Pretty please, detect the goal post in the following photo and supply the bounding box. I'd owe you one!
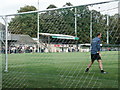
[0,16,8,72]
[4,16,8,72]
[0,0,119,88]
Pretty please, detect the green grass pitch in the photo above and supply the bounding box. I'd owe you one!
[2,51,118,88]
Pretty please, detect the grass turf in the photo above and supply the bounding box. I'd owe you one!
[2,51,118,88]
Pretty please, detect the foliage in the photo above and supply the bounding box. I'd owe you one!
[8,4,119,44]
[8,5,37,37]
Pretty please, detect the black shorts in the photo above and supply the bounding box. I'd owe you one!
[91,53,101,61]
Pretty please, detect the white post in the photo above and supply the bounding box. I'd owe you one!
[107,15,109,44]
[75,8,77,37]
[90,10,93,43]
[37,0,40,53]
[75,7,78,50]
[118,1,120,16]
[5,16,8,72]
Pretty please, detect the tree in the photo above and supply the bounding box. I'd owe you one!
[75,6,91,43]
[18,5,37,13]
[8,5,37,37]
[47,4,57,9]
[108,14,119,44]
[39,4,74,35]
[63,2,73,7]
[39,10,74,35]
[8,4,119,44]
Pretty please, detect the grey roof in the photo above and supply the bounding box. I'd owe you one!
[8,34,37,45]
[0,23,36,45]
[0,22,5,31]
[39,33,79,40]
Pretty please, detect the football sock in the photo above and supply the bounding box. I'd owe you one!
[85,68,89,72]
[101,70,104,72]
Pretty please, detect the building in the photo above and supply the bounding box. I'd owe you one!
[39,33,79,52]
[7,34,37,47]
[0,22,38,53]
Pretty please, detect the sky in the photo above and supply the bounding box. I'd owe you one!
[0,0,119,16]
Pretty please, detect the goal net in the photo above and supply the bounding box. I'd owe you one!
[0,0,119,88]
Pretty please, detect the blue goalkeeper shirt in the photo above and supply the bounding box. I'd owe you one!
[91,37,101,54]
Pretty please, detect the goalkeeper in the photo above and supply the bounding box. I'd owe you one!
[85,32,107,74]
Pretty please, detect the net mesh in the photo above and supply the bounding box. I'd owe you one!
[0,1,119,88]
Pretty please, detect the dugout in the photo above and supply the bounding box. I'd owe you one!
[39,33,79,52]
